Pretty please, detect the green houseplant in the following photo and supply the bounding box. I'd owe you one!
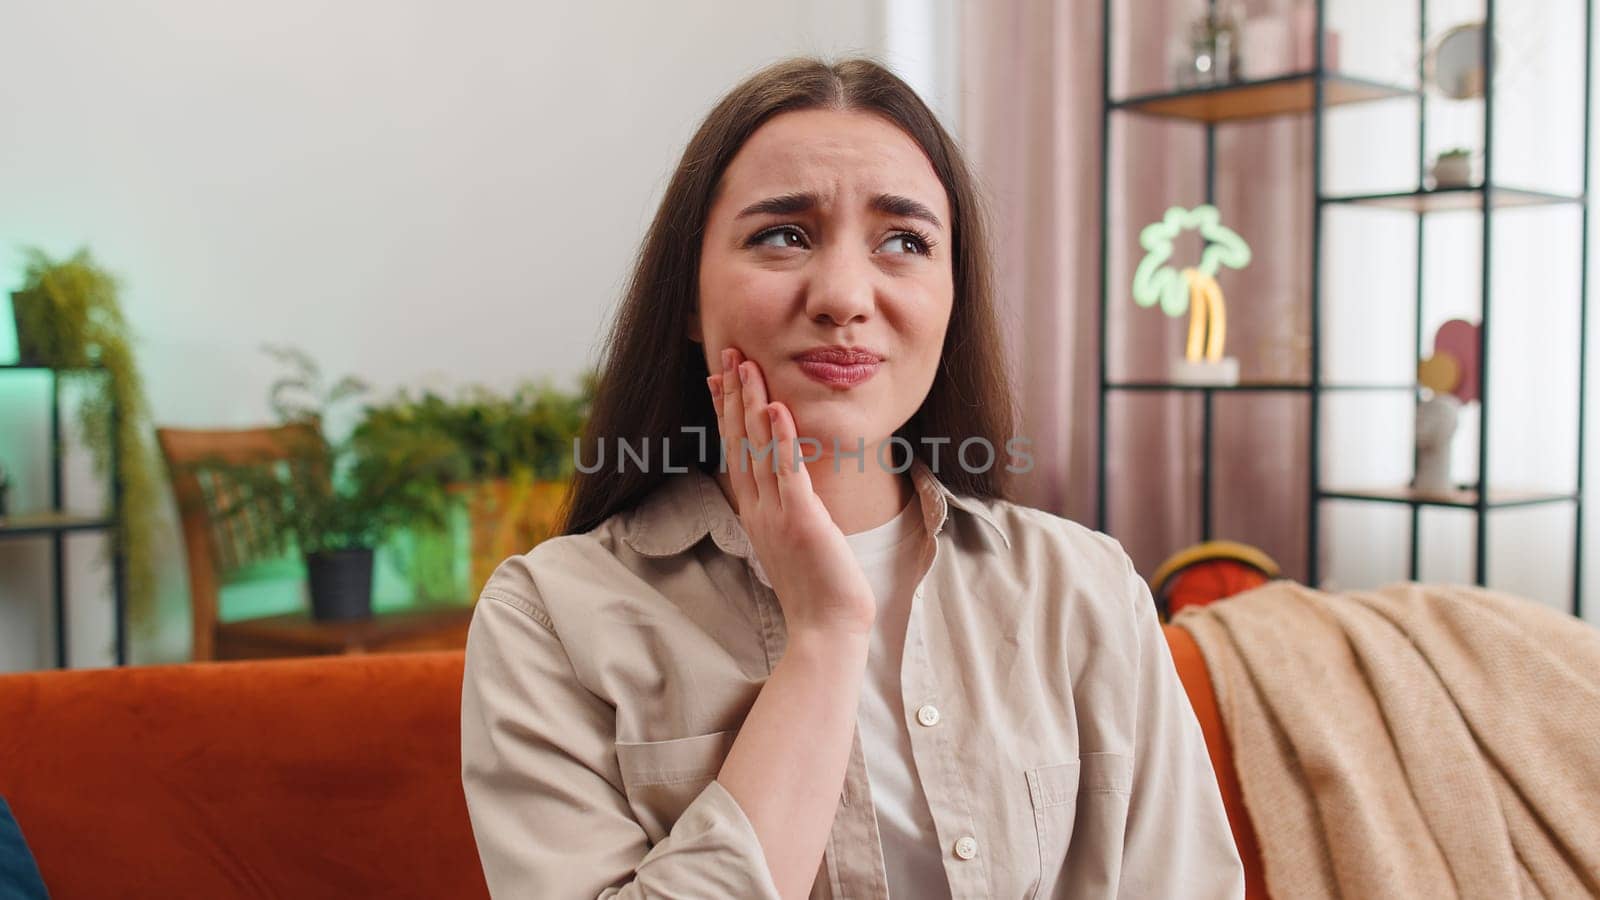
[11,247,161,633]
[352,368,596,593]
[203,345,462,620]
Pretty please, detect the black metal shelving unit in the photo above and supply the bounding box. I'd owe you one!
[0,363,129,667]
[1096,0,1591,616]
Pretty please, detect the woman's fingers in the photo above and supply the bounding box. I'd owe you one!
[719,348,759,512]
[737,359,780,501]
[768,401,812,511]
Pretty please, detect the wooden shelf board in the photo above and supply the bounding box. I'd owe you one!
[1319,486,1577,510]
[1112,72,1414,123]
[1324,186,1584,212]
[0,363,106,372]
[217,602,476,652]
[1106,381,1310,392]
[1107,381,1418,393]
[1322,383,1418,392]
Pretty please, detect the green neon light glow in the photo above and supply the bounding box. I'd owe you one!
[1131,204,1252,318]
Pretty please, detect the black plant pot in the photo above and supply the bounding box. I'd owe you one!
[10,291,46,366]
[305,548,375,621]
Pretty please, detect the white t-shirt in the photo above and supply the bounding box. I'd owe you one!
[843,495,954,900]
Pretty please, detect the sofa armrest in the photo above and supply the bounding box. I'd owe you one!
[1164,624,1268,899]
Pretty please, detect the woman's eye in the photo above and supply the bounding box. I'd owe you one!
[878,232,930,256]
[749,226,932,256]
[752,226,807,249]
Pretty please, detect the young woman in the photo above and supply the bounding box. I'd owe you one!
[460,57,1243,900]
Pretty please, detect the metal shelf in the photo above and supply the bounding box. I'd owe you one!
[1096,0,1590,616]
[1111,72,1415,123]
[0,364,128,667]
[0,511,118,538]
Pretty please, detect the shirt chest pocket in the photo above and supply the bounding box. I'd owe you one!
[1025,752,1133,900]
[614,730,738,845]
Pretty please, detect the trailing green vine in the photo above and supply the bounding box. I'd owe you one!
[12,247,161,637]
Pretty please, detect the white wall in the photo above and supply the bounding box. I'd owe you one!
[885,0,963,132]
[0,0,901,670]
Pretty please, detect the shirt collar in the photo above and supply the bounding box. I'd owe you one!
[621,456,1012,567]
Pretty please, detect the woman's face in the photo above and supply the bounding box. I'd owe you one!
[691,107,955,457]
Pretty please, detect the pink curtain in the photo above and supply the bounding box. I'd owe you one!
[960,0,1108,524]
[962,0,1314,582]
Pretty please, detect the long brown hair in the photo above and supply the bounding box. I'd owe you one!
[559,56,1015,536]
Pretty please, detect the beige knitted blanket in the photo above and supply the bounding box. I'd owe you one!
[1174,581,1600,899]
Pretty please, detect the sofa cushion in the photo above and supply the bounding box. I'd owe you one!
[0,795,48,899]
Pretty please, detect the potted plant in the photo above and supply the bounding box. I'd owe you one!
[203,346,462,620]
[1430,147,1475,189]
[10,247,161,632]
[352,369,595,595]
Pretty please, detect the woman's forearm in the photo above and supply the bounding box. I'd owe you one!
[716,625,870,900]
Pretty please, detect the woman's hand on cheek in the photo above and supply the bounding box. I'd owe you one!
[708,348,877,638]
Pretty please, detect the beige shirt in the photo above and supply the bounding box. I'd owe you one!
[460,457,1244,899]
[844,495,953,899]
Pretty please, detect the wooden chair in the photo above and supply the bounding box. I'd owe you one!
[157,424,473,662]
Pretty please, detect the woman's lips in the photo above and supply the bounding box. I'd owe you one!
[795,359,881,387]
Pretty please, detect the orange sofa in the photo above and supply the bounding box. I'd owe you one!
[0,628,1266,898]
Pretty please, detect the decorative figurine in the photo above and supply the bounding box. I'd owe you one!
[1413,389,1461,494]
[1132,204,1253,386]
[1414,318,1481,494]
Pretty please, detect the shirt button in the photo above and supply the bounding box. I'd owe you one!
[954,836,978,860]
[916,704,941,727]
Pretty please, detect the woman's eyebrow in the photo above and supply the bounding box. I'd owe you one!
[735,191,944,231]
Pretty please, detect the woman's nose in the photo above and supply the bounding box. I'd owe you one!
[803,245,875,325]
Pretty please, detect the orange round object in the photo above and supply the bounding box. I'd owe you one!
[1150,540,1281,621]
[1163,560,1273,619]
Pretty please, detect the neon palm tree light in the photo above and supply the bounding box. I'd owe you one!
[1131,204,1252,386]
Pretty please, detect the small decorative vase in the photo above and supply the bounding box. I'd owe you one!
[1413,394,1462,494]
[1431,154,1473,189]
[452,477,571,598]
[305,547,376,621]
